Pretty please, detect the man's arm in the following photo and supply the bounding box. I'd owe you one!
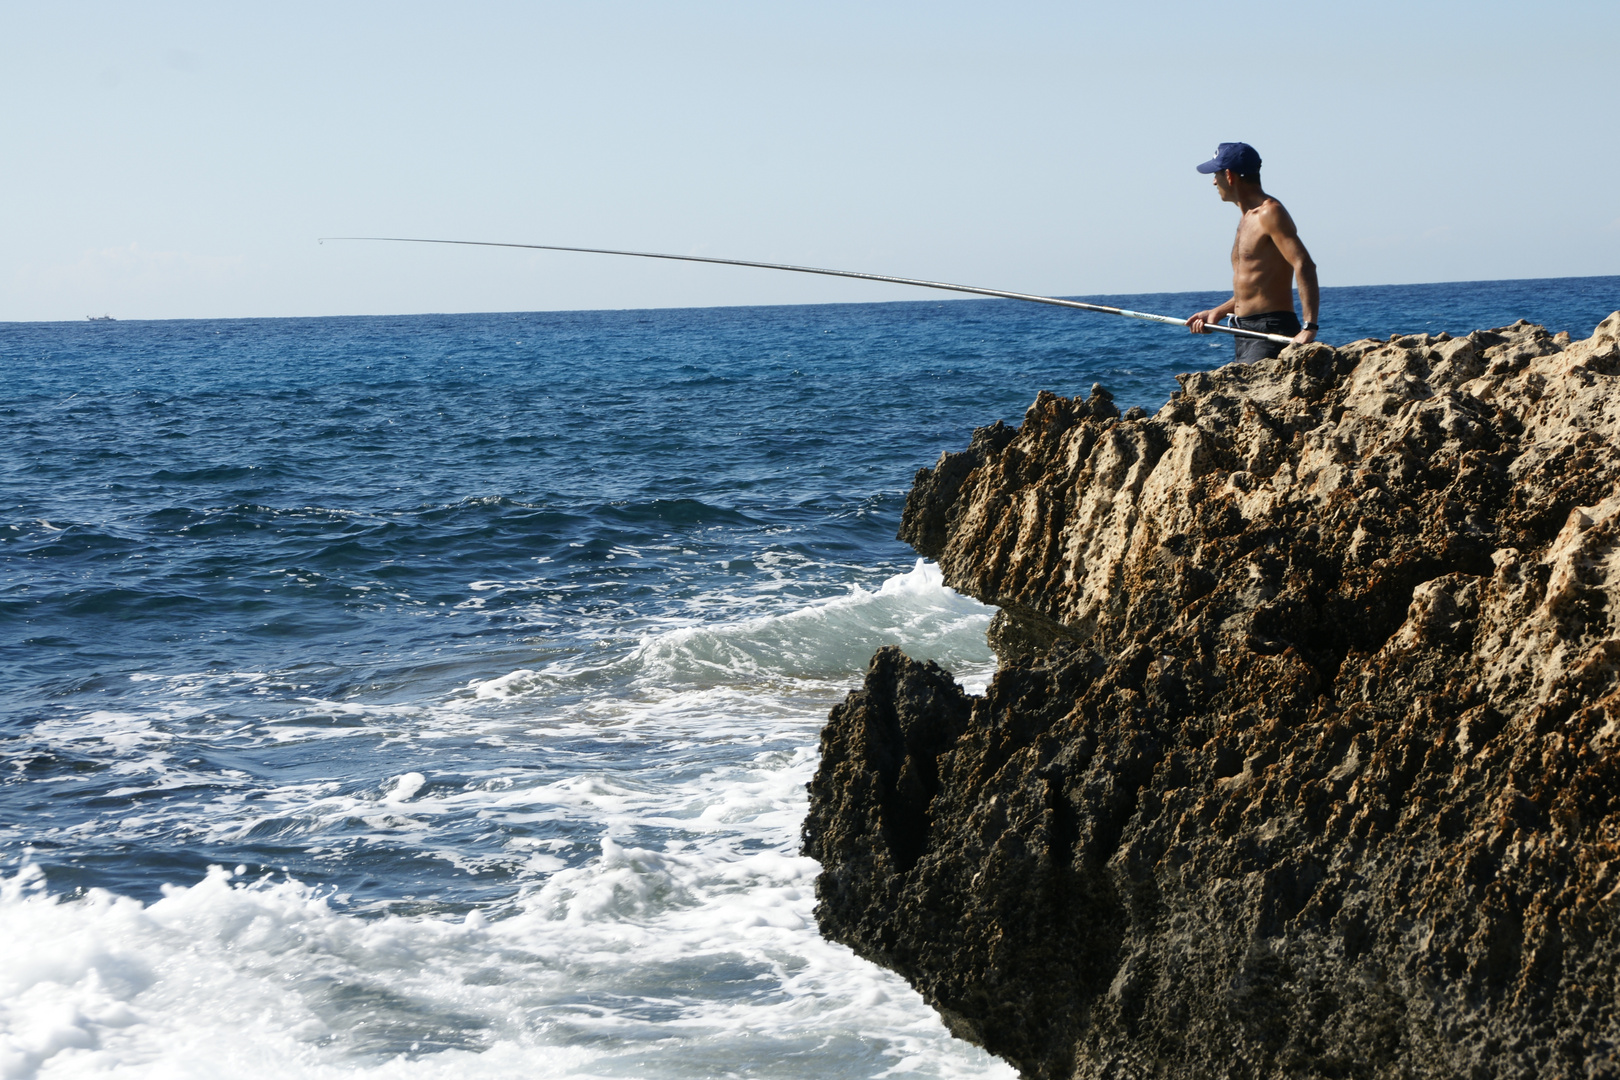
[1187,295,1237,334]
[1261,203,1318,344]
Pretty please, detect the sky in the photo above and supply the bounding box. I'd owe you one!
[2,1,1616,322]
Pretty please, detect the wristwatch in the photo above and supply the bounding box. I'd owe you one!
[1302,322,1319,332]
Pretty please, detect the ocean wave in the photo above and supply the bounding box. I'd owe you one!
[465,559,994,698]
[629,559,992,685]
[591,497,761,528]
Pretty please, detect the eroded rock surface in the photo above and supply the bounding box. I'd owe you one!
[806,315,1620,1079]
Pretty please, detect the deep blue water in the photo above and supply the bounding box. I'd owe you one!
[0,276,1615,1077]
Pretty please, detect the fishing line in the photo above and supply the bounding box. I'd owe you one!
[318,236,1298,345]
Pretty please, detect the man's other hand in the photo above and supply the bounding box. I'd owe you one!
[1187,310,1219,334]
[1292,326,1317,345]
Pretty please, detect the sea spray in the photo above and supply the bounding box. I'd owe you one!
[2,563,1007,1078]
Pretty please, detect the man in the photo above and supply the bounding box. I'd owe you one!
[1186,142,1319,361]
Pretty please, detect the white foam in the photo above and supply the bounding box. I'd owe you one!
[385,773,427,804]
[1,744,1013,1079]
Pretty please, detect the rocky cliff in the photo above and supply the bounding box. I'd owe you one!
[803,314,1620,1079]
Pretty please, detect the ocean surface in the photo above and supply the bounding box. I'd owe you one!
[3,276,1616,1078]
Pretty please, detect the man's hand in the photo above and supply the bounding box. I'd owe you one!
[1291,326,1317,345]
[1187,309,1220,334]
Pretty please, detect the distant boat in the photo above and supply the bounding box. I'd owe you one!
[87,315,115,321]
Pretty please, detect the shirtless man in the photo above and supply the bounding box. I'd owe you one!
[1185,142,1319,360]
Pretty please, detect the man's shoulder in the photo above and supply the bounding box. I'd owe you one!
[1252,197,1298,233]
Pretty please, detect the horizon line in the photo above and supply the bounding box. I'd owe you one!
[3,271,1617,326]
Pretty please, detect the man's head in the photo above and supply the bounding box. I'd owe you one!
[1196,142,1261,201]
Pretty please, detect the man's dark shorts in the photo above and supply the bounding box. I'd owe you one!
[1231,310,1302,361]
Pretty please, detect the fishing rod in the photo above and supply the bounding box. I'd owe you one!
[317,236,1297,345]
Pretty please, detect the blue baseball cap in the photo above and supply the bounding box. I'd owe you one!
[1196,142,1262,175]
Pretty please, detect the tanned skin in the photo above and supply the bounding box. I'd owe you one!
[1187,169,1318,345]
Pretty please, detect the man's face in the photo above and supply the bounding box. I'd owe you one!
[1211,169,1236,203]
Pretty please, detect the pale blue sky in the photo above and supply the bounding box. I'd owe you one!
[3,1,1616,321]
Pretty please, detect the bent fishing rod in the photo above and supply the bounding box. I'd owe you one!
[317,236,1297,346]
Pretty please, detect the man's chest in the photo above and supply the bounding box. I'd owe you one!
[1230,220,1276,264]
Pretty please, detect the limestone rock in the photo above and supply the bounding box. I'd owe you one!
[806,315,1620,1079]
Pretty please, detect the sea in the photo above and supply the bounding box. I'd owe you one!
[2,276,1616,1079]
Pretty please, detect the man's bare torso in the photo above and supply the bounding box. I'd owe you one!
[1231,197,1301,316]
[1185,150,1317,348]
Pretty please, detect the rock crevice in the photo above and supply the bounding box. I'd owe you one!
[806,315,1620,1079]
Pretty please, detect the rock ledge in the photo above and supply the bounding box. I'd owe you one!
[805,316,1620,1079]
